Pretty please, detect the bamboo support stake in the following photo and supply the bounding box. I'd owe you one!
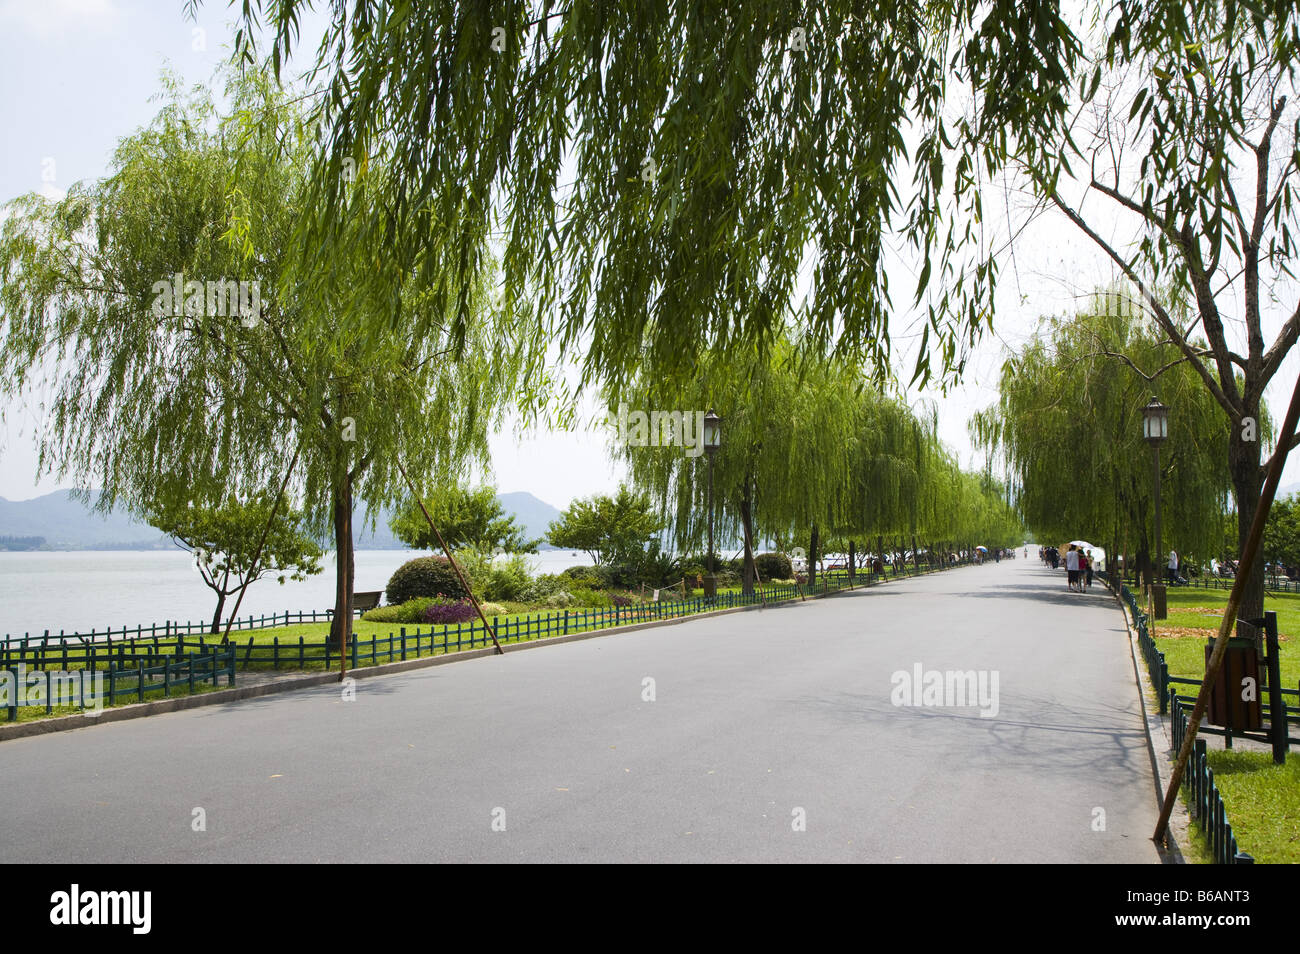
[221,441,303,645]
[396,460,504,655]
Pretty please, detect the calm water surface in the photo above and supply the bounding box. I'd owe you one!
[0,549,590,639]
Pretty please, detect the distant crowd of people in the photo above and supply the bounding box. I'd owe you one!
[1039,544,1094,592]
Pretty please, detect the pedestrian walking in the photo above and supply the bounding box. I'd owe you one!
[1066,544,1080,592]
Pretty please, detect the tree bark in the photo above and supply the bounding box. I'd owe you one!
[808,524,819,587]
[740,484,756,595]
[1230,423,1266,635]
[209,591,226,635]
[329,471,354,651]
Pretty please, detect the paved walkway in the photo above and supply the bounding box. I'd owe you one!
[0,559,1160,862]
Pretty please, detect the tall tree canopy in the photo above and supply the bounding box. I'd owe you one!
[972,295,1234,574]
[612,327,1020,589]
[0,69,536,645]
[1011,0,1300,620]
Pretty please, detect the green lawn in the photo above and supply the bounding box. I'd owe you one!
[1181,750,1300,864]
[1150,586,1300,691]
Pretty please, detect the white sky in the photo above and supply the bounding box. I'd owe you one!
[2,0,1298,510]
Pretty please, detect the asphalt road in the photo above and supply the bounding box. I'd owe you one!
[0,558,1160,863]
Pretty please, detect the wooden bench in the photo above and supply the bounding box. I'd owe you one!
[352,591,382,613]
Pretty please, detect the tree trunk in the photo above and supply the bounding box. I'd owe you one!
[1230,425,1266,636]
[209,591,226,635]
[848,539,856,583]
[912,534,920,573]
[740,485,756,595]
[329,472,354,651]
[808,524,819,587]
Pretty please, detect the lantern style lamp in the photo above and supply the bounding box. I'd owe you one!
[1142,397,1169,444]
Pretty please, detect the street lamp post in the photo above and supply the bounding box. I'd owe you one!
[703,409,722,599]
[1143,396,1170,619]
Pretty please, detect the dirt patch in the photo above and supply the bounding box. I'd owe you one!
[1153,626,1218,640]
[1154,622,1291,642]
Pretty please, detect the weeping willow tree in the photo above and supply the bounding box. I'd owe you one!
[0,68,539,646]
[610,334,864,592]
[972,292,1235,581]
[611,328,1018,588]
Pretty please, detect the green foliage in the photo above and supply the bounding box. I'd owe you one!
[754,552,793,580]
[547,486,663,566]
[972,297,1231,561]
[147,492,322,632]
[1264,494,1300,568]
[385,556,468,605]
[0,66,537,643]
[482,556,533,602]
[390,484,540,553]
[361,596,440,624]
[234,1,1101,395]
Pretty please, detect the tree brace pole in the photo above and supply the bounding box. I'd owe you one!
[396,460,504,655]
[221,440,303,645]
[1153,367,1300,845]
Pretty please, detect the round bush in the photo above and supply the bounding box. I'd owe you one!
[386,556,467,605]
[754,552,793,581]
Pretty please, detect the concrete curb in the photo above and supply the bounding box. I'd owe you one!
[2,573,898,743]
[1105,583,1190,864]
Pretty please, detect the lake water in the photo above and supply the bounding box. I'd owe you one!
[0,549,593,639]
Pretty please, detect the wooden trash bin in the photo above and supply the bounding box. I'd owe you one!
[1205,637,1263,731]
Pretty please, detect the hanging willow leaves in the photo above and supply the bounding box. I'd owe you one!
[217,0,1090,396]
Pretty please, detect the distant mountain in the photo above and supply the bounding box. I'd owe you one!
[498,491,563,547]
[0,491,168,549]
[0,489,565,552]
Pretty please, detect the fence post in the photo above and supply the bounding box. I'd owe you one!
[1263,610,1288,765]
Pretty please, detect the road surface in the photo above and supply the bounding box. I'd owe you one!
[0,558,1160,862]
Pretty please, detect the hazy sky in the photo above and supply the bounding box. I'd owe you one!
[3,0,1298,510]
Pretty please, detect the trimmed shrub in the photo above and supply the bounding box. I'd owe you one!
[754,552,793,581]
[362,597,440,624]
[386,556,467,605]
[479,601,508,617]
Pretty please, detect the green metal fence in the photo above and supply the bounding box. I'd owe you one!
[4,644,235,721]
[2,608,349,645]
[1169,689,1254,864]
[1105,573,1252,863]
